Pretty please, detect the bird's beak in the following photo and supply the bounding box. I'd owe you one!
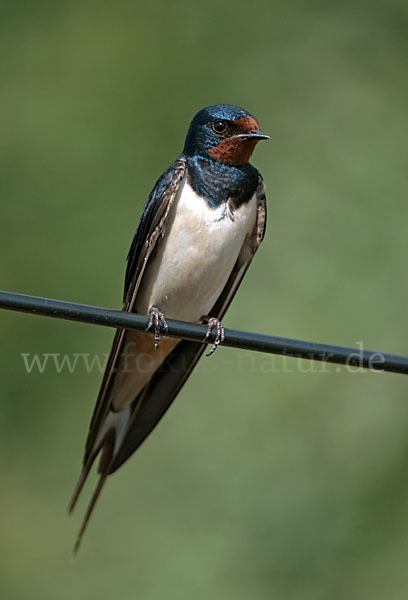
[230,131,270,141]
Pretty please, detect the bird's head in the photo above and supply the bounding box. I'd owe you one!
[183,104,269,165]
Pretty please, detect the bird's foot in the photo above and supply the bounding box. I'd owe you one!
[146,306,168,349]
[201,316,225,357]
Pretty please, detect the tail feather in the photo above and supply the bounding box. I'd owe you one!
[69,405,132,553]
[72,469,110,555]
[70,431,116,554]
[67,450,98,516]
[69,340,206,552]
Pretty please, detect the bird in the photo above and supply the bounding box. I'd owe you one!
[68,103,269,552]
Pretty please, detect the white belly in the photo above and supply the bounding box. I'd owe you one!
[135,177,257,322]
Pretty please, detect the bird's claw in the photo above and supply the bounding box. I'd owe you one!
[146,306,168,349]
[202,316,225,356]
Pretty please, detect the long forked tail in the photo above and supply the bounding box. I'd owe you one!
[68,440,113,554]
[68,405,132,554]
[70,471,110,554]
[68,338,206,553]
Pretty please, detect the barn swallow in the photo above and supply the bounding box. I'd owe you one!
[69,104,269,551]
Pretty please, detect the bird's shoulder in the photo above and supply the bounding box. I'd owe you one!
[124,156,186,301]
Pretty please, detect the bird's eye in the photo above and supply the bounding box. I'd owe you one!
[212,120,227,134]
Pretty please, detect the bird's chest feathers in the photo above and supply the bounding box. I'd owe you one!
[167,179,255,261]
[136,179,256,321]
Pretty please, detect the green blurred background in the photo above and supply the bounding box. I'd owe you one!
[1,0,408,598]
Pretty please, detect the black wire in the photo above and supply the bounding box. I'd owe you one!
[0,289,407,375]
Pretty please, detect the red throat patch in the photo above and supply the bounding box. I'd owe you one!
[208,115,261,165]
[209,138,258,165]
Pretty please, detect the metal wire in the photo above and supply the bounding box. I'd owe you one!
[0,289,407,375]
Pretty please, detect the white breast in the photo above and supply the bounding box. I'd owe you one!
[135,177,257,322]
